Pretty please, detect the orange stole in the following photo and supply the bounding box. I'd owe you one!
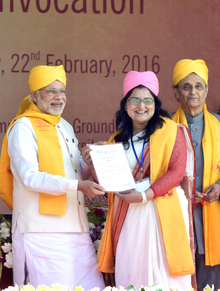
[172,105,220,266]
[0,102,66,215]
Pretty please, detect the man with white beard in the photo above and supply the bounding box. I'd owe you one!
[0,65,105,290]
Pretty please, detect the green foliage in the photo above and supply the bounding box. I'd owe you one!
[126,284,137,291]
[87,208,107,226]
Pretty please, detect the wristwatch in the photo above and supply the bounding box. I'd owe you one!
[141,191,148,203]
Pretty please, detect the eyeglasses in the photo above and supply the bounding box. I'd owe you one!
[128,97,154,106]
[42,88,68,96]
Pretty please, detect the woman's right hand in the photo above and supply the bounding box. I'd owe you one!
[81,141,107,168]
[81,141,107,184]
[81,145,93,168]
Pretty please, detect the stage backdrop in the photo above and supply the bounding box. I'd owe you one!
[0,0,220,212]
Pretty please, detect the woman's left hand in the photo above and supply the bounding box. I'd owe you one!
[115,190,142,204]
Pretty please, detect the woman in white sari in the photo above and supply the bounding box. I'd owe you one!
[82,71,196,291]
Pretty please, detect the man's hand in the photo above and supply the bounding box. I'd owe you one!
[204,183,220,203]
[195,190,205,204]
[78,180,105,198]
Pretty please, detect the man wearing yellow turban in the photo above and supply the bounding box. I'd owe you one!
[0,65,105,289]
[171,59,220,290]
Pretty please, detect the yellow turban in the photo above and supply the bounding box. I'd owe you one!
[29,65,66,91]
[173,59,208,86]
[17,65,66,116]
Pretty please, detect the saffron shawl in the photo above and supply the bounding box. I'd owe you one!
[0,102,66,215]
[172,104,220,266]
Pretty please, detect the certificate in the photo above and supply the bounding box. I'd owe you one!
[89,143,136,192]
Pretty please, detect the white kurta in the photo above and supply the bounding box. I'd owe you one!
[8,116,105,290]
[115,132,192,291]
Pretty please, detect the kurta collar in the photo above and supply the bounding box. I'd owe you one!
[185,110,204,124]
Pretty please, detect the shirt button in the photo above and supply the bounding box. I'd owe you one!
[192,128,195,131]
[193,143,197,146]
[70,154,73,158]
[72,139,75,143]
[75,169,77,173]
[66,138,69,142]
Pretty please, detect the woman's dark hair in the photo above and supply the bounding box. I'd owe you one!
[115,85,170,148]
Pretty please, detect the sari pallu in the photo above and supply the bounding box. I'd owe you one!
[97,118,195,278]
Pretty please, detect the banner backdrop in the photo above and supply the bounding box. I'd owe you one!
[0,0,220,212]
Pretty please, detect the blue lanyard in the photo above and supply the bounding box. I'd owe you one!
[130,129,147,180]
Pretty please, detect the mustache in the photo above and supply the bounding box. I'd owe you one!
[49,101,65,105]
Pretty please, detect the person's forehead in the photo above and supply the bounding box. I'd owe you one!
[43,80,65,89]
[179,73,206,85]
[131,87,153,97]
